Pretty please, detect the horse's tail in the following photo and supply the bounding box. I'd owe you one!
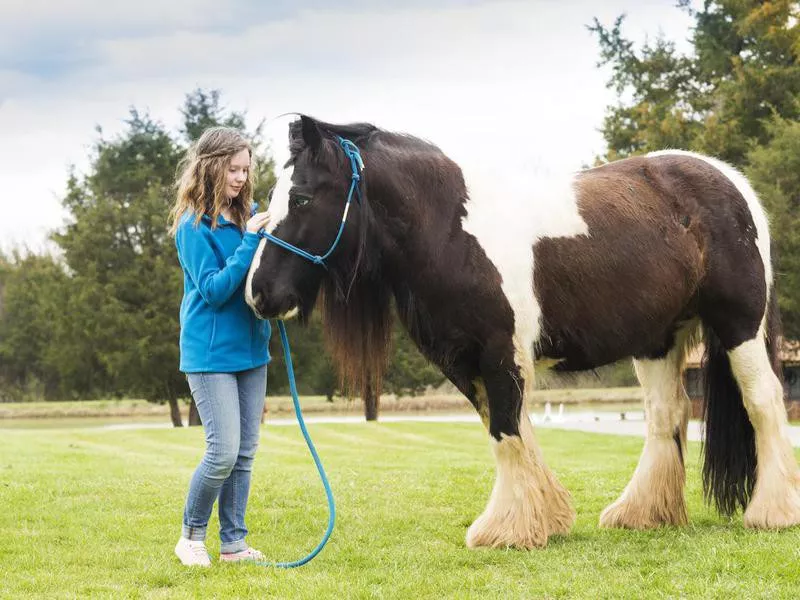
[700,324,757,516]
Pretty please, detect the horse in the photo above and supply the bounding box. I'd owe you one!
[245,115,800,549]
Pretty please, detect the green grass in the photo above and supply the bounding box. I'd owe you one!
[2,422,799,599]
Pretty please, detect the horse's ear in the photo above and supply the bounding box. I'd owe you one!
[300,115,323,150]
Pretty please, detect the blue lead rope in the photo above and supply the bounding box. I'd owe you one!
[255,321,336,568]
[250,136,364,567]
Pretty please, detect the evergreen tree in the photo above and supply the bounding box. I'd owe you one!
[746,115,800,337]
[591,0,800,336]
[0,251,67,401]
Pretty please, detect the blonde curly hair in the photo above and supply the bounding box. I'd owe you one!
[169,127,254,235]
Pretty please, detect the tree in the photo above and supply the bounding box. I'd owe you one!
[180,89,246,144]
[690,0,800,161]
[591,0,800,334]
[51,111,186,422]
[587,11,708,161]
[746,115,800,338]
[267,315,338,401]
[0,251,67,401]
[591,1,800,163]
[384,320,445,398]
[363,377,379,422]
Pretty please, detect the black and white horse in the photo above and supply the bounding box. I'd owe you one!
[246,116,800,549]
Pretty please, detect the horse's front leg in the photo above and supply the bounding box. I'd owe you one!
[466,347,575,549]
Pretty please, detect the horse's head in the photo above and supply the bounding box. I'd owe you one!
[245,115,375,321]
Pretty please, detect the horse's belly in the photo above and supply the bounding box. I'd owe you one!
[533,229,702,370]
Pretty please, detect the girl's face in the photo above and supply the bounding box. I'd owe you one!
[226,148,251,200]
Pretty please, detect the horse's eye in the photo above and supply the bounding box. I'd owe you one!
[289,193,311,209]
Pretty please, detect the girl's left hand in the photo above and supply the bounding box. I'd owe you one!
[246,211,271,233]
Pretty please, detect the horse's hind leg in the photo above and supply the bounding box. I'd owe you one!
[600,324,697,528]
[728,335,800,528]
[466,343,575,549]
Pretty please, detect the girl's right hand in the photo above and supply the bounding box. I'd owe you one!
[246,211,271,233]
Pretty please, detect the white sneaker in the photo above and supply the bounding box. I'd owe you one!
[174,537,212,567]
[220,547,265,563]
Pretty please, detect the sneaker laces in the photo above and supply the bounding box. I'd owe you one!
[187,541,209,560]
[245,548,264,560]
[223,547,264,560]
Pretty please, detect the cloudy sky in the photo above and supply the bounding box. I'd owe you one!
[0,0,696,252]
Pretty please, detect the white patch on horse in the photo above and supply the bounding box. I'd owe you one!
[278,306,299,320]
[244,238,266,312]
[264,163,295,235]
[245,162,294,312]
[460,169,588,359]
[648,150,772,331]
[727,338,800,528]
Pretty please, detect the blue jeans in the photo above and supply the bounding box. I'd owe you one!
[182,365,267,553]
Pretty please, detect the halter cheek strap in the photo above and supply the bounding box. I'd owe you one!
[257,136,364,269]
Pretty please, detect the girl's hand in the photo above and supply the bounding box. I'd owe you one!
[246,211,271,233]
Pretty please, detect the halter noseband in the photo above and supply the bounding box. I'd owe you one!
[257,136,364,269]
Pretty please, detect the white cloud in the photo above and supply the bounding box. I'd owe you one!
[0,0,697,252]
[0,0,222,34]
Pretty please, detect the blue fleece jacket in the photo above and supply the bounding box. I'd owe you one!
[175,212,270,373]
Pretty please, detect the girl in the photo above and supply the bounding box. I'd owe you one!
[169,126,271,567]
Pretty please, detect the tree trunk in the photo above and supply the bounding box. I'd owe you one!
[168,397,183,427]
[364,379,379,422]
[188,399,202,426]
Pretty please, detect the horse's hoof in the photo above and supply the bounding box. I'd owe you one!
[466,512,548,550]
[743,475,800,529]
[599,494,688,529]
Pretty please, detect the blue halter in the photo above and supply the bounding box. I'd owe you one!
[257,136,364,268]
